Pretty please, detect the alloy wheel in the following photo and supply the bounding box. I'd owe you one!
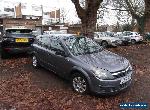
[72,76,87,93]
[32,56,38,67]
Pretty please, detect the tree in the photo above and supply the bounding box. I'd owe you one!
[60,8,69,23]
[124,0,150,33]
[144,0,150,32]
[112,0,145,33]
[71,0,103,37]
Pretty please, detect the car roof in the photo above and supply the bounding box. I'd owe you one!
[39,34,77,40]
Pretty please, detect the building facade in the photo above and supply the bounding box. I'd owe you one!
[0,2,61,35]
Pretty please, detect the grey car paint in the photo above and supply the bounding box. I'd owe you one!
[33,35,133,94]
[74,50,129,73]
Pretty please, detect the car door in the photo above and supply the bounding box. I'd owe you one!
[35,35,51,68]
[46,39,72,77]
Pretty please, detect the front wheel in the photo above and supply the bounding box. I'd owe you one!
[101,41,108,48]
[131,39,136,44]
[71,73,89,94]
[32,55,40,68]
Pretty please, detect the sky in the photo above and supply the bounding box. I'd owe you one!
[0,0,80,24]
[0,0,130,25]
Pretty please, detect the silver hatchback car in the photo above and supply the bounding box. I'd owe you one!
[32,34,133,95]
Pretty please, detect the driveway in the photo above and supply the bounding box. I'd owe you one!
[0,43,150,110]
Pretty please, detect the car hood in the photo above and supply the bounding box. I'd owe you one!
[75,50,129,73]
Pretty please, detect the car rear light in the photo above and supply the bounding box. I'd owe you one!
[29,38,35,42]
[3,37,15,42]
[4,48,11,51]
[135,36,140,37]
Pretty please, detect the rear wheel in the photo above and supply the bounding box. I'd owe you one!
[101,41,108,48]
[71,73,89,94]
[32,55,40,68]
[131,39,136,44]
[1,49,9,59]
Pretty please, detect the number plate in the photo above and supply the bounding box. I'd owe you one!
[16,38,29,43]
[120,74,131,84]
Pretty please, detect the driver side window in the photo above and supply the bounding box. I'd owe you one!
[50,39,64,52]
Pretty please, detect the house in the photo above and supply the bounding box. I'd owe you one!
[0,2,61,35]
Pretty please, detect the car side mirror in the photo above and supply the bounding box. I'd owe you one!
[3,33,6,37]
[55,50,67,57]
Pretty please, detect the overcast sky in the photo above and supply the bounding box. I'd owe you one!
[1,0,80,24]
[1,0,130,25]
[1,0,71,8]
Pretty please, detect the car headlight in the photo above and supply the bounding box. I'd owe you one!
[91,68,114,80]
[110,40,117,42]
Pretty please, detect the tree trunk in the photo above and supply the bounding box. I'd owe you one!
[71,0,103,38]
[81,11,97,38]
[144,0,150,33]
[136,17,145,34]
[144,15,150,32]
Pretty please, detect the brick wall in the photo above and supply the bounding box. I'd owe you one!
[3,18,42,30]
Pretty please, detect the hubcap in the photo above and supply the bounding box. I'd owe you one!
[102,42,107,47]
[73,77,87,93]
[131,40,136,44]
[32,56,37,67]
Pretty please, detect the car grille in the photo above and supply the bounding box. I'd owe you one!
[111,66,131,79]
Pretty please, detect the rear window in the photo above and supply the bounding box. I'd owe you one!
[6,29,32,34]
[8,34,33,37]
[5,29,33,37]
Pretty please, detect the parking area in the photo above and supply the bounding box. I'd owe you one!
[0,43,150,110]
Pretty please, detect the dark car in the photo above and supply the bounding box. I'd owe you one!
[145,32,150,41]
[1,28,35,58]
[32,34,133,95]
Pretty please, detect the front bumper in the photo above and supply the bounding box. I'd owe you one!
[89,72,132,95]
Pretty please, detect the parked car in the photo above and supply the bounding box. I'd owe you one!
[114,32,130,45]
[94,32,122,47]
[32,34,133,95]
[145,32,150,41]
[43,30,66,35]
[1,28,35,59]
[123,31,143,44]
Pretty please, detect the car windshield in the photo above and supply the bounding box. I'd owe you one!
[64,36,103,56]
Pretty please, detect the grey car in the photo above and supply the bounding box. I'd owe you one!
[32,34,133,95]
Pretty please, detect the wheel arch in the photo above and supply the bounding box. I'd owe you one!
[101,40,108,44]
[70,66,92,87]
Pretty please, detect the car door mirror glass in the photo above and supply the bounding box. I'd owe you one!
[55,50,66,57]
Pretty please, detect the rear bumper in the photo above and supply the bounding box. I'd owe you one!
[2,46,32,54]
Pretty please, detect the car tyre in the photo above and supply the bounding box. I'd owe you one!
[71,73,89,94]
[1,49,9,59]
[131,39,136,44]
[101,41,108,48]
[32,55,40,68]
